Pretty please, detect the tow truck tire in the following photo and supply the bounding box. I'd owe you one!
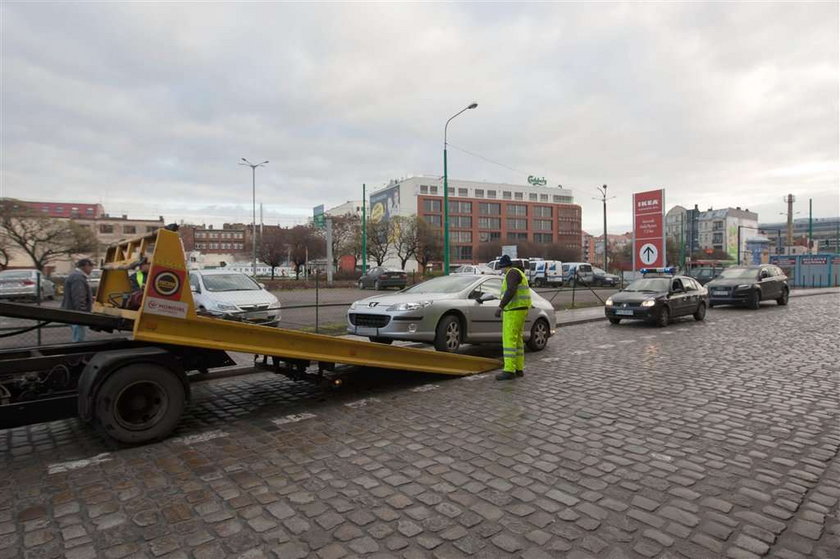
[94,363,186,445]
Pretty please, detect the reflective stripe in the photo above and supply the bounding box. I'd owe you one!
[501,269,531,311]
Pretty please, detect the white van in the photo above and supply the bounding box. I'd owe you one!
[528,260,564,287]
[561,262,595,286]
[189,269,281,325]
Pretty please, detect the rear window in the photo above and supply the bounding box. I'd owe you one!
[0,271,33,279]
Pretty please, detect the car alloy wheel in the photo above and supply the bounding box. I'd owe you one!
[434,315,462,352]
[526,318,549,351]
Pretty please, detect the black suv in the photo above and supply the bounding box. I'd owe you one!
[605,270,708,327]
[706,265,789,309]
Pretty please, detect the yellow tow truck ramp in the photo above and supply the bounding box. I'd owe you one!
[97,227,500,376]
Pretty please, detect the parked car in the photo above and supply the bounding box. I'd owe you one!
[706,265,789,309]
[452,264,496,275]
[591,266,620,287]
[605,269,708,327]
[687,266,722,286]
[561,262,595,286]
[528,260,564,287]
[0,269,56,301]
[358,267,407,290]
[347,274,556,352]
[486,258,529,273]
[88,269,103,295]
[188,269,281,325]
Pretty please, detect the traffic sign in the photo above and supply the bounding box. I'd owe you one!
[313,204,325,229]
[639,243,658,266]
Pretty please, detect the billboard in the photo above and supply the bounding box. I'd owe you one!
[369,184,401,223]
[633,189,665,269]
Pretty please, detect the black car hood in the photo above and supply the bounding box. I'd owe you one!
[707,278,756,287]
[611,290,665,304]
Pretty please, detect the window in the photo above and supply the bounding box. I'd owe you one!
[540,194,548,202]
[503,191,512,200]
[478,217,501,229]
[99,224,114,234]
[507,232,528,241]
[430,186,438,194]
[473,277,503,298]
[123,225,137,234]
[533,220,552,231]
[534,233,553,244]
[86,207,94,213]
[507,204,527,216]
[451,216,472,228]
[487,190,496,199]
[479,202,501,215]
[529,193,537,201]
[146,226,157,233]
[475,189,484,198]
[448,187,454,195]
[448,201,472,213]
[514,192,523,200]
[507,218,527,230]
[55,206,63,213]
[479,231,502,242]
[425,214,442,226]
[554,194,573,203]
[451,231,472,243]
[684,278,699,291]
[534,206,552,218]
[458,188,468,197]
[420,185,428,194]
[453,246,473,261]
[423,199,442,213]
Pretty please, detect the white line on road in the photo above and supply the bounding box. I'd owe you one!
[595,344,615,349]
[345,398,381,409]
[540,357,562,362]
[272,412,317,425]
[463,373,491,381]
[411,384,440,392]
[170,430,230,445]
[48,453,112,475]
[570,350,590,355]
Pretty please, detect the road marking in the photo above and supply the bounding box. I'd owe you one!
[618,340,636,344]
[411,384,439,392]
[595,344,615,349]
[170,430,229,445]
[345,398,381,409]
[463,373,491,381]
[272,412,317,425]
[48,453,112,475]
[651,452,673,462]
[540,357,562,362]
[570,350,590,355]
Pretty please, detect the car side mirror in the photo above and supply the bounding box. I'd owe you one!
[190,285,199,293]
[478,292,498,304]
[259,282,266,289]
[759,272,768,279]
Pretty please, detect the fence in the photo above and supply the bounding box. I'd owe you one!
[770,254,840,288]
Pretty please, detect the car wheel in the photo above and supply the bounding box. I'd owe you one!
[526,318,550,351]
[374,280,381,291]
[434,314,462,352]
[655,306,670,327]
[608,317,621,325]
[748,290,760,310]
[777,288,789,306]
[358,281,364,290]
[693,302,706,321]
[369,337,393,345]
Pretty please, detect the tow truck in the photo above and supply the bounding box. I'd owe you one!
[0,227,500,444]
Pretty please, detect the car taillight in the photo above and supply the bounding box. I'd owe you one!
[22,280,35,286]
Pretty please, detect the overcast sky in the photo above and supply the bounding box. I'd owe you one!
[2,2,837,234]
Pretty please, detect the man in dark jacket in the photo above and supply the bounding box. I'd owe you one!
[494,255,532,381]
[61,258,94,342]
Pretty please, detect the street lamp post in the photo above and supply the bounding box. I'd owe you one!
[239,158,269,277]
[443,102,478,275]
[594,185,614,271]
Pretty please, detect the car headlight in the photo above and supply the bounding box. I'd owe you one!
[268,301,282,310]
[215,302,239,311]
[387,300,433,312]
[641,299,656,307]
[605,297,614,306]
[735,284,750,290]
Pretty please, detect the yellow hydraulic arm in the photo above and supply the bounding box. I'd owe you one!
[95,228,499,376]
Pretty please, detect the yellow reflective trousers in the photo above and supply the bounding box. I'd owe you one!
[502,309,528,373]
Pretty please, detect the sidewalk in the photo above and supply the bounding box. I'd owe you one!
[555,285,840,327]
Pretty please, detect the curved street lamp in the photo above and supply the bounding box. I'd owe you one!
[443,102,478,275]
[239,158,269,277]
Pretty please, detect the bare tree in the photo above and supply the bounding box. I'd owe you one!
[259,228,288,280]
[415,218,442,273]
[0,199,98,271]
[477,240,504,262]
[287,225,324,279]
[391,215,419,270]
[330,214,361,269]
[366,218,392,266]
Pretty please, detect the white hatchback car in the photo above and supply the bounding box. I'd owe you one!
[188,269,281,325]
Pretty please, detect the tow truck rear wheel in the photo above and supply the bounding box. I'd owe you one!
[94,363,186,444]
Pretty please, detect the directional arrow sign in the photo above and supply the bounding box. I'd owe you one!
[639,243,658,266]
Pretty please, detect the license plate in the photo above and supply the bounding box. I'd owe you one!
[615,310,634,316]
[712,290,727,296]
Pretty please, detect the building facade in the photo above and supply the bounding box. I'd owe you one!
[666,205,757,260]
[368,176,582,268]
[759,217,840,254]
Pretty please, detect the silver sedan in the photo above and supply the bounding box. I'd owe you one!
[347,274,556,352]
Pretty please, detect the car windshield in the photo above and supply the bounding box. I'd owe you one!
[202,274,260,292]
[624,278,670,292]
[89,270,102,278]
[403,275,477,294]
[0,271,33,279]
[718,268,759,279]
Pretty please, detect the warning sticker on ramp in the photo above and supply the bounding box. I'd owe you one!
[144,297,189,319]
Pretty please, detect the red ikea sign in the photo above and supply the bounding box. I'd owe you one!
[633,189,665,269]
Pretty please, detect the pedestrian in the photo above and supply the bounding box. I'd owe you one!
[129,257,150,291]
[494,255,532,381]
[61,258,94,342]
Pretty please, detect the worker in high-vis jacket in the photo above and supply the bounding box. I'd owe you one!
[493,254,532,380]
[129,258,150,291]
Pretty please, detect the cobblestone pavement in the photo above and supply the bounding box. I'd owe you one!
[1,294,838,558]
